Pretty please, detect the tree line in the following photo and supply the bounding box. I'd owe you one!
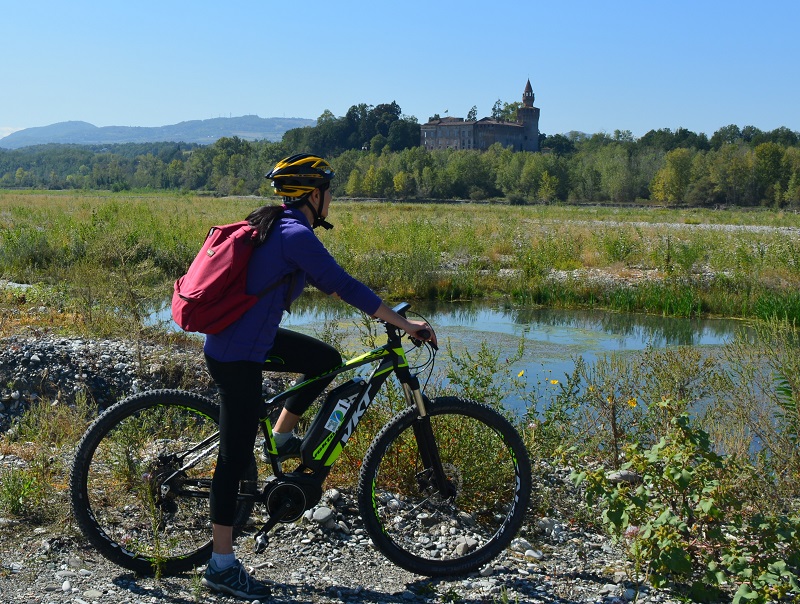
[2,104,799,207]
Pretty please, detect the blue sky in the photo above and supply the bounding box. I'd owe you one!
[2,1,798,141]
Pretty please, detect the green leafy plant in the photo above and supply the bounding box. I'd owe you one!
[572,400,800,603]
[444,337,524,410]
[0,455,54,522]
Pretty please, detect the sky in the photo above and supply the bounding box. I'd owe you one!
[2,1,799,142]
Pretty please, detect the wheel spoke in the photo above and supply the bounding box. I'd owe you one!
[71,390,257,575]
[358,397,531,576]
[84,402,218,563]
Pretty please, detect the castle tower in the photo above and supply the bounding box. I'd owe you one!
[517,78,540,152]
[522,78,535,107]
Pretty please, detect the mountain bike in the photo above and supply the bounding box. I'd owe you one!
[70,302,532,577]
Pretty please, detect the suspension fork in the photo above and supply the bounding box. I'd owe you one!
[401,376,456,499]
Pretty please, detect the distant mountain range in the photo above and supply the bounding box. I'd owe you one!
[0,115,315,149]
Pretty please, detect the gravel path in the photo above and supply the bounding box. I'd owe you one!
[0,332,683,604]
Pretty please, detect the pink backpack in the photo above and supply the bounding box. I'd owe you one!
[171,221,293,334]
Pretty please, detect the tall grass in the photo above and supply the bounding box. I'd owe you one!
[0,192,800,595]
[3,191,800,332]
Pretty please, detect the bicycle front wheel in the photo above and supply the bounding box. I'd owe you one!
[358,396,532,576]
[70,389,256,576]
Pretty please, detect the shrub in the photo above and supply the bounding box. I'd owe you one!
[572,400,800,603]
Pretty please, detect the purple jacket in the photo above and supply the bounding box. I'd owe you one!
[204,207,381,362]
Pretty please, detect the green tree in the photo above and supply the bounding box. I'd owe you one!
[317,109,336,125]
[753,142,786,204]
[490,100,521,122]
[369,134,388,154]
[785,172,800,206]
[132,153,165,189]
[393,170,417,198]
[491,99,503,121]
[495,151,527,199]
[386,119,420,151]
[596,144,636,202]
[14,167,30,186]
[710,124,742,149]
[639,127,708,152]
[567,149,602,202]
[541,133,576,156]
[764,126,799,147]
[613,129,635,143]
[538,170,559,202]
[708,144,753,205]
[345,169,364,197]
[782,146,800,206]
[684,152,722,206]
[165,159,184,189]
[466,106,477,121]
[650,148,694,204]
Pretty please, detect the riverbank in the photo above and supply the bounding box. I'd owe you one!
[3,192,800,325]
[0,328,684,604]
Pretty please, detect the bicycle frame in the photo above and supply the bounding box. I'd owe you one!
[165,303,440,502]
[261,318,427,481]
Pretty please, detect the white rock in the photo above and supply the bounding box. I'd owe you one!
[511,537,533,551]
[312,506,334,524]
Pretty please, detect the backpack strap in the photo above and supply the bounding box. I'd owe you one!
[255,271,298,313]
[250,214,298,312]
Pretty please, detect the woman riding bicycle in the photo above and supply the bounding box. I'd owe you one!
[201,153,434,599]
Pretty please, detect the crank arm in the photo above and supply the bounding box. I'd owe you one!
[253,499,295,553]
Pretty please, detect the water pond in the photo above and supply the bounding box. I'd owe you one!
[279,301,745,412]
[153,299,744,412]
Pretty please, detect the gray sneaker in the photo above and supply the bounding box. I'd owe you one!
[202,559,271,600]
[276,434,303,459]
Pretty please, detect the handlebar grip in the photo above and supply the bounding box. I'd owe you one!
[411,329,438,350]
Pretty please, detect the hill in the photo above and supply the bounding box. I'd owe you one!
[0,115,314,149]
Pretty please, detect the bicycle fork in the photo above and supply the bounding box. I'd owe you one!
[402,377,457,499]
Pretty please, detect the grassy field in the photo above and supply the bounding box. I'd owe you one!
[2,189,800,338]
[2,190,800,600]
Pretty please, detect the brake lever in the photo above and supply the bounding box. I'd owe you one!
[410,329,438,350]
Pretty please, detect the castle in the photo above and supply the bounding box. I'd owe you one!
[420,79,540,152]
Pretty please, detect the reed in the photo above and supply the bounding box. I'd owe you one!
[2,190,800,338]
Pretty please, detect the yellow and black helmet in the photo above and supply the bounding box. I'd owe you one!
[265,153,335,198]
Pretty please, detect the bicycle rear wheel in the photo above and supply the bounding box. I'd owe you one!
[70,389,256,576]
[358,396,531,576]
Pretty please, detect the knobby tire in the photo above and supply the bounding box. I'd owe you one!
[357,396,532,576]
[70,389,256,576]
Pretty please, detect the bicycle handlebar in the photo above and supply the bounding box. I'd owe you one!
[380,303,439,350]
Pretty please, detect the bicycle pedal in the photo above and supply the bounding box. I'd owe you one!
[254,533,269,553]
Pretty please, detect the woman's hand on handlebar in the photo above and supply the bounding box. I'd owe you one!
[406,319,438,349]
[372,303,438,349]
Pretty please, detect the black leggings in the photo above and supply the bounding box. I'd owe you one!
[204,328,342,526]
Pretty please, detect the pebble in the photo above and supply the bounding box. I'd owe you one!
[0,333,218,432]
[0,332,690,603]
[312,506,334,524]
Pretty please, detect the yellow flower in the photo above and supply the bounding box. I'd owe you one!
[549,379,559,385]
[518,370,525,377]
[627,398,637,408]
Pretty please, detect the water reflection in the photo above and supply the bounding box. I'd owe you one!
[279,298,746,412]
[284,298,743,351]
[151,296,746,412]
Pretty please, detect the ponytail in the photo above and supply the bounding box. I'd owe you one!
[246,204,285,246]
